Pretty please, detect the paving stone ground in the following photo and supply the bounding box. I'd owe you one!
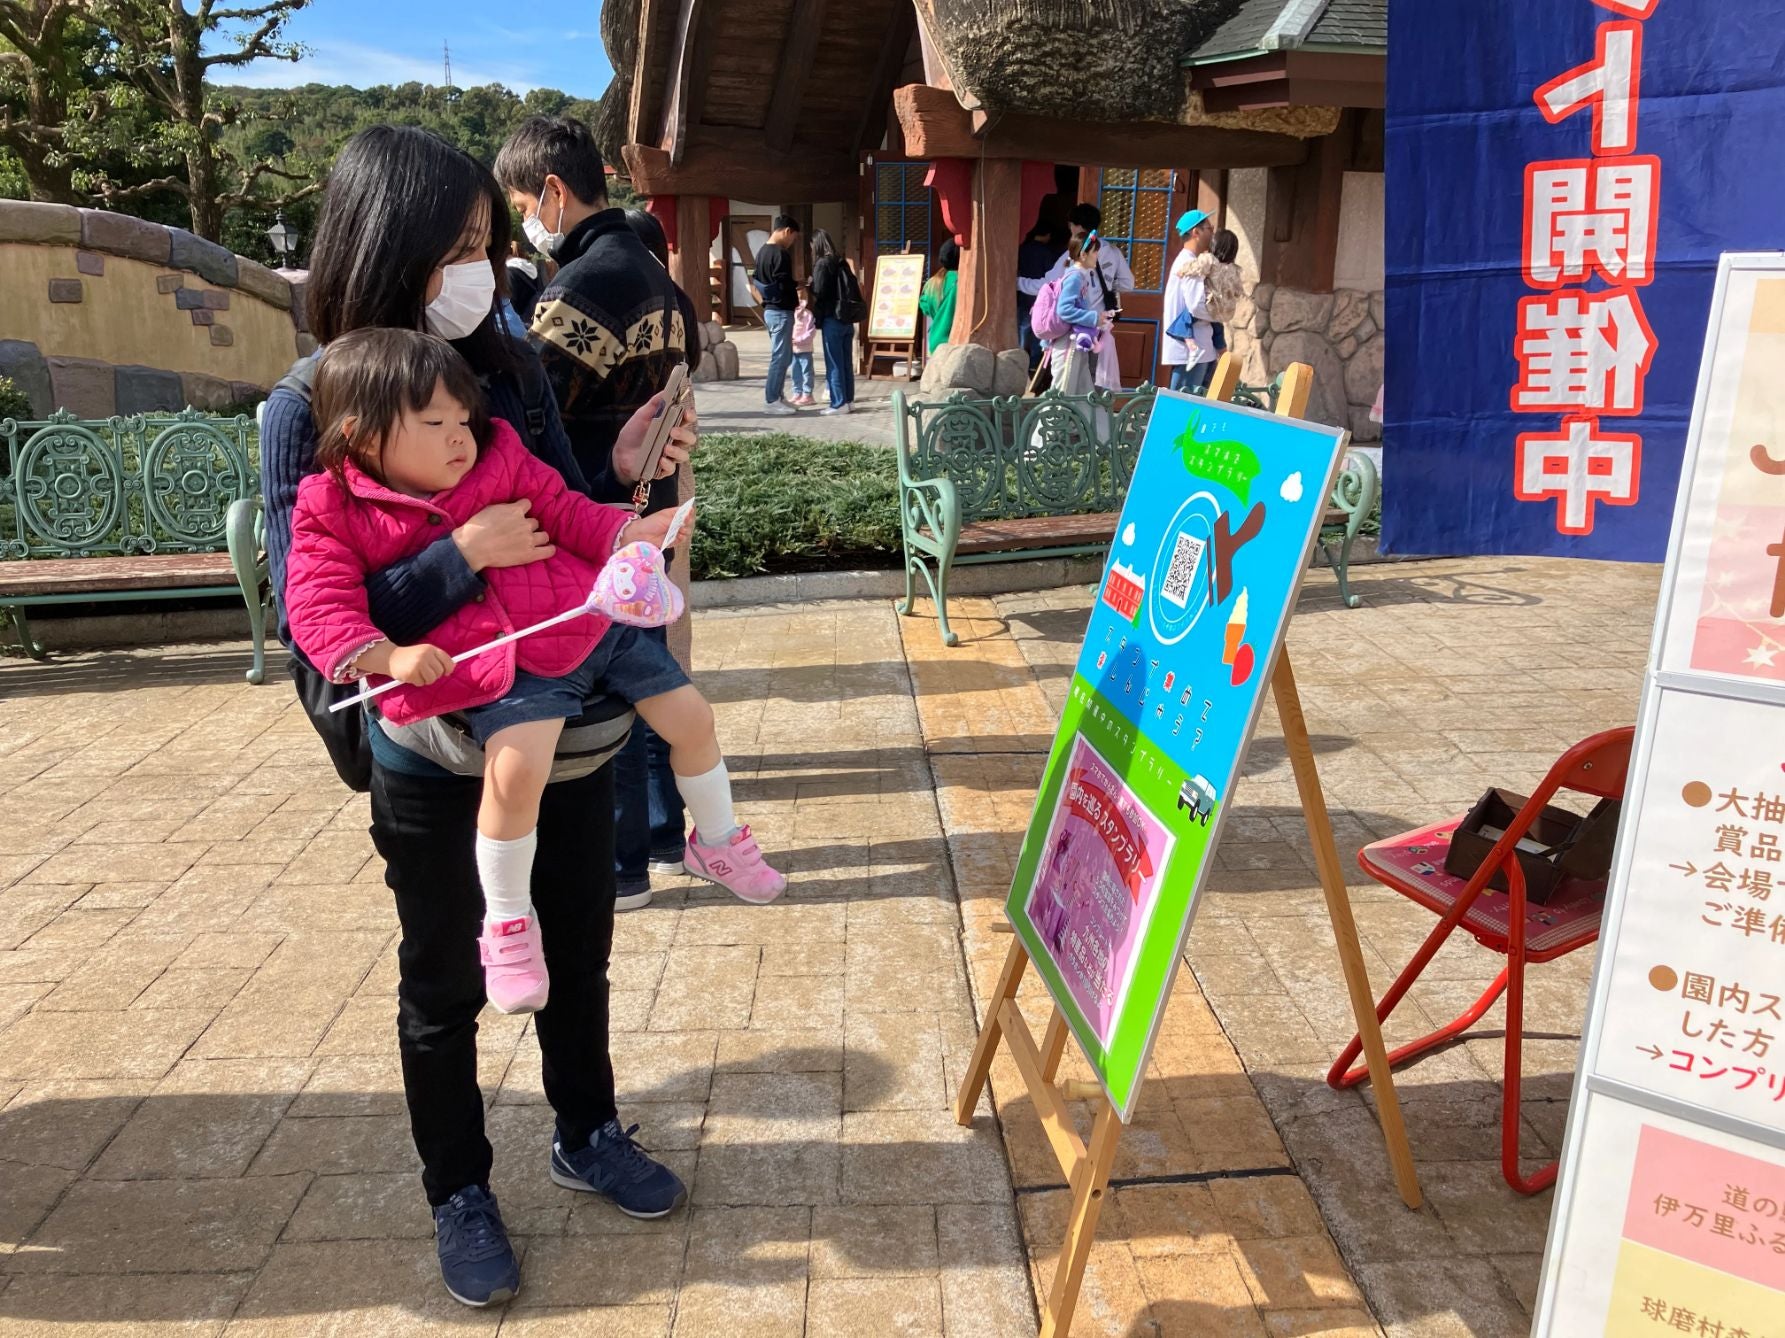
[0,553,1657,1335]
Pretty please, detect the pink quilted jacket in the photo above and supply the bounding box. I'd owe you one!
[286,417,629,726]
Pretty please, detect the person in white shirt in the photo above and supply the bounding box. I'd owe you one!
[1042,202,1135,308]
[1162,208,1218,393]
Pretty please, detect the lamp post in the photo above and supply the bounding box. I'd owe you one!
[266,211,298,267]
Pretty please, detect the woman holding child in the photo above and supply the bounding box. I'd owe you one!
[259,125,710,1308]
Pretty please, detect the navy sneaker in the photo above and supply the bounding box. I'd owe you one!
[550,1118,688,1218]
[614,881,653,912]
[431,1185,520,1307]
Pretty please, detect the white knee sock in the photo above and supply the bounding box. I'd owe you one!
[476,830,537,925]
[677,762,737,842]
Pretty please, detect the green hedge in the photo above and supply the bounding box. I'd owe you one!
[688,434,901,581]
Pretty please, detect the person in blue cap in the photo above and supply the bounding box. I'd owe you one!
[1164,208,1219,393]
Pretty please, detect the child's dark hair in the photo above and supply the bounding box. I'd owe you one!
[313,328,490,485]
[1212,229,1239,265]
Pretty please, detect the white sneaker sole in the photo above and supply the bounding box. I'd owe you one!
[647,859,685,876]
[548,1164,685,1218]
[444,1280,518,1308]
[614,887,653,912]
[683,862,788,905]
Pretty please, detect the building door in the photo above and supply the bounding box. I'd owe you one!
[1092,168,1190,388]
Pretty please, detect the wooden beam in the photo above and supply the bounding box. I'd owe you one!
[1192,51,1386,113]
[894,83,1308,170]
[1261,110,1349,293]
[659,0,711,166]
[853,0,917,157]
[624,135,859,204]
[950,155,1022,352]
[670,194,713,324]
[765,0,827,153]
[628,0,669,148]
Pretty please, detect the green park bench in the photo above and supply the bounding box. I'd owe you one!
[0,408,272,683]
[893,381,1381,647]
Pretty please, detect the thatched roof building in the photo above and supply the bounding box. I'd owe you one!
[597,0,1386,416]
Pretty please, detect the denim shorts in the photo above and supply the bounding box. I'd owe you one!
[462,626,690,745]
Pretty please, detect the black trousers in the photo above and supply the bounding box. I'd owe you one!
[369,760,618,1206]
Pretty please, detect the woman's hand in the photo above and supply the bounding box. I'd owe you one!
[612,392,698,486]
[620,503,694,550]
[453,500,555,572]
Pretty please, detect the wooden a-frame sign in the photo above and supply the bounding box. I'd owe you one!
[953,357,1423,1338]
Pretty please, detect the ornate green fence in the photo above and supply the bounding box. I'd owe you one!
[0,408,257,559]
[1,408,269,681]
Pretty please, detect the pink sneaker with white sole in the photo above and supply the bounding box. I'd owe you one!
[479,915,550,1014]
[683,826,786,904]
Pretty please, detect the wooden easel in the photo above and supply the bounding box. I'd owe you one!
[953,356,1422,1338]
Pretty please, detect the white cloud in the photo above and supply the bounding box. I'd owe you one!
[1121,522,1136,546]
[1279,472,1304,503]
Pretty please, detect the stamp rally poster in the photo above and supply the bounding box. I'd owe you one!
[1006,388,1347,1119]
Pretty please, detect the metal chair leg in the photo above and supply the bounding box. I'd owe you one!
[2,605,45,660]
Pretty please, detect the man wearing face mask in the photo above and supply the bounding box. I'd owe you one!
[496,116,694,914]
[494,117,688,507]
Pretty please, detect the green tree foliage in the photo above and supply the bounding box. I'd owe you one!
[0,3,621,257]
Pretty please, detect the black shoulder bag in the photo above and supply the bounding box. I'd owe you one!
[270,354,375,793]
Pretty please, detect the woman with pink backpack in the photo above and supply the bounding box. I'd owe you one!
[1030,232,1120,395]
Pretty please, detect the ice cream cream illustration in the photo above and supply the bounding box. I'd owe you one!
[1223,588,1249,665]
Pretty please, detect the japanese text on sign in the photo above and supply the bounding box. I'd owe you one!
[1513,3,1660,536]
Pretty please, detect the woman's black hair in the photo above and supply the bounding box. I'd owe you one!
[623,208,670,268]
[936,238,961,272]
[810,228,837,263]
[1212,229,1239,265]
[306,124,515,376]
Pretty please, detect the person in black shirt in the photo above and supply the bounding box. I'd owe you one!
[1017,223,1062,373]
[751,214,801,414]
[806,227,856,414]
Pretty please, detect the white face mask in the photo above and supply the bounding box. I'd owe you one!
[522,184,565,258]
[425,258,496,340]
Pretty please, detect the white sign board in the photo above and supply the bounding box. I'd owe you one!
[1535,256,1785,1335]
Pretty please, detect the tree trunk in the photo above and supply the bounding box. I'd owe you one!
[167,3,221,239]
[2,1,79,203]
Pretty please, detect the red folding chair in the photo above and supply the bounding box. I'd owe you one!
[1327,727,1634,1194]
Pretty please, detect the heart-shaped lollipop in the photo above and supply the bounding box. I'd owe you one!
[589,541,684,628]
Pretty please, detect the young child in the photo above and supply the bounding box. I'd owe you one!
[790,287,816,407]
[1186,228,1244,357]
[286,328,786,1016]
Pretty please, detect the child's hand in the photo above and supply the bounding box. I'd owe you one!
[622,504,694,550]
[388,643,454,686]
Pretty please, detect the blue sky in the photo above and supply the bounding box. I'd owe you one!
[225,2,615,98]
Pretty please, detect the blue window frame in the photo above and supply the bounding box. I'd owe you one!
[874,162,933,264]
[1095,168,1174,294]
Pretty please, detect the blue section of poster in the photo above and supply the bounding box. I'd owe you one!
[1004,388,1346,1117]
[1384,0,1785,560]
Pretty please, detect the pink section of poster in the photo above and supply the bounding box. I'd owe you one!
[1023,737,1174,1047]
[1690,501,1785,681]
[1621,1124,1785,1291]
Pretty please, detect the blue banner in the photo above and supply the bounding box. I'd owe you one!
[1384,0,1785,560]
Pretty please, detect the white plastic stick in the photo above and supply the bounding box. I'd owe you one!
[327,600,596,713]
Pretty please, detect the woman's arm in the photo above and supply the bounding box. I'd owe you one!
[261,385,484,645]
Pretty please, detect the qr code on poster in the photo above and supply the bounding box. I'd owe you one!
[1162,533,1205,609]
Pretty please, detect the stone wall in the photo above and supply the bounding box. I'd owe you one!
[1228,284,1382,444]
[0,201,311,418]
